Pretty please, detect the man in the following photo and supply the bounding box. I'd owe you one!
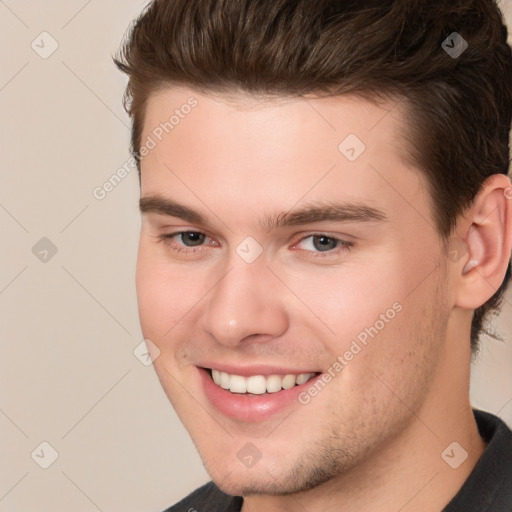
[115,0,512,510]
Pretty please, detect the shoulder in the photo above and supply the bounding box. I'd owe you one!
[162,481,243,512]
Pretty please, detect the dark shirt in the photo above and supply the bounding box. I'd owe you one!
[163,409,512,512]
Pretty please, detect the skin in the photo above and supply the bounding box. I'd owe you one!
[136,87,512,511]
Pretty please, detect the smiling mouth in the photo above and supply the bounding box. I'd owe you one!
[206,368,320,395]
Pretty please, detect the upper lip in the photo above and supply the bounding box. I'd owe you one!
[198,363,320,377]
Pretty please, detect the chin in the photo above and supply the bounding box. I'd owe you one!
[202,460,280,496]
[212,473,291,498]
[201,453,339,498]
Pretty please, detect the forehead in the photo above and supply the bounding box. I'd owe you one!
[139,87,430,232]
[142,87,410,149]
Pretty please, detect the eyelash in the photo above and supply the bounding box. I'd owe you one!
[156,231,353,259]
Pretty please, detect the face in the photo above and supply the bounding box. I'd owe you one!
[136,88,453,496]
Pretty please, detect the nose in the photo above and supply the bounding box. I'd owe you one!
[199,258,289,347]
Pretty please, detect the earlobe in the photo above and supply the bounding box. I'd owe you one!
[455,175,512,310]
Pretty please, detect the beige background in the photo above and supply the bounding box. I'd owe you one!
[0,1,511,511]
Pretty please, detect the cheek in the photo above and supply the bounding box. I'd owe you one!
[285,259,405,346]
[344,266,449,399]
[135,240,217,349]
[135,242,185,341]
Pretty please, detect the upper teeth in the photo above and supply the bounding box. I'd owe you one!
[211,369,316,394]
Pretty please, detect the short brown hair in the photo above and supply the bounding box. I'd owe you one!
[114,0,512,353]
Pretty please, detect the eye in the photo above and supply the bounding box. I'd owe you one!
[300,235,339,252]
[294,234,352,255]
[176,231,207,247]
[157,231,217,253]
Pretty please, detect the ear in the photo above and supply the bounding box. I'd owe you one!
[454,174,512,310]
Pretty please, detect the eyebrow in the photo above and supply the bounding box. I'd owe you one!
[139,195,387,231]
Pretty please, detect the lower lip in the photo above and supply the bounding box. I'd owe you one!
[198,367,321,422]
